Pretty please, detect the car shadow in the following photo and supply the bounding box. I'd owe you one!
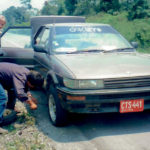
[30,90,150,143]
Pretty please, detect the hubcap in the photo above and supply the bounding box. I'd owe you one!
[48,94,56,122]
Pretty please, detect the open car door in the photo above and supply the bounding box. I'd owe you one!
[0,26,35,69]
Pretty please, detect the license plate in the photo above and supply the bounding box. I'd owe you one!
[120,99,144,113]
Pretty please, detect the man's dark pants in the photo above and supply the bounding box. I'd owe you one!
[7,89,16,110]
[0,84,6,123]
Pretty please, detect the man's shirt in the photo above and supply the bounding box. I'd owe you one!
[0,63,30,101]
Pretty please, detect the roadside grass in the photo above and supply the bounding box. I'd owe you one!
[2,112,46,150]
[4,112,36,132]
[86,12,150,53]
[17,112,36,126]
[5,133,45,150]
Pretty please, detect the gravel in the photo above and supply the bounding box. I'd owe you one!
[0,91,56,150]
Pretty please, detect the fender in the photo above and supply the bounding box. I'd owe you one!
[46,70,59,90]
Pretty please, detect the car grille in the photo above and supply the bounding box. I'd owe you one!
[104,76,150,89]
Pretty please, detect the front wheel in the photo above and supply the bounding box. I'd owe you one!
[48,85,68,126]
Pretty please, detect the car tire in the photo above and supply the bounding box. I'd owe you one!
[48,85,68,126]
[1,110,17,126]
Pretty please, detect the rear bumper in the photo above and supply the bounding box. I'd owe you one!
[57,86,150,113]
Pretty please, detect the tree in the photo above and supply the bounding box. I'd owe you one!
[128,0,150,20]
[20,0,32,9]
[57,0,66,15]
[2,6,30,26]
[99,0,120,14]
[119,0,134,11]
[41,1,58,15]
[74,0,97,15]
[64,0,77,15]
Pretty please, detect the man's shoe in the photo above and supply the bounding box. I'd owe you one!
[0,109,17,126]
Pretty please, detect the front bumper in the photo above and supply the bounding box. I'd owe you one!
[57,86,150,113]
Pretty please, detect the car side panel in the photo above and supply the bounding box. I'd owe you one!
[0,47,35,69]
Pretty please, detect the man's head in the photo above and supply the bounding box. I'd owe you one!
[27,71,44,89]
[0,15,6,30]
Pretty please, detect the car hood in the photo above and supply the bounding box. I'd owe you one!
[55,53,150,79]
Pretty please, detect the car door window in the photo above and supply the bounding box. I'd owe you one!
[1,27,31,48]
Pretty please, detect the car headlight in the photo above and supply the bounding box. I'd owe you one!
[63,78,104,89]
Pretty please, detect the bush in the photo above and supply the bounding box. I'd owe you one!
[99,0,120,14]
[74,2,96,15]
[128,0,150,20]
[86,12,150,53]
[135,27,150,48]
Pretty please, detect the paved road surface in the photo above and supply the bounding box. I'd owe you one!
[30,90,150,150]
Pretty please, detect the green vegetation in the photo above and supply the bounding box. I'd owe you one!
[127,0,150,20]
[87,12,150,53]
[17,112,36,126]
[5,134,45,150]
[4,112,36,132]
[2,112,46,150]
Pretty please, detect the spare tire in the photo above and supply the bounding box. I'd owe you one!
[1,109,17,126]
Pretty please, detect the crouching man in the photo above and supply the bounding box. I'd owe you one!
[0,62,44,127]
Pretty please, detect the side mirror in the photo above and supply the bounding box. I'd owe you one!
[131,42,138,49]
[33,45,47,53]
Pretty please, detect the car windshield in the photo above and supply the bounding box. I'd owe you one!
[52,25,133,54]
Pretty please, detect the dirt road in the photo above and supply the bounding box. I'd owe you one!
[30,90,150,150]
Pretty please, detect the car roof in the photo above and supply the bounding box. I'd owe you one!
[45,23,110,27]
[31,15,85,37]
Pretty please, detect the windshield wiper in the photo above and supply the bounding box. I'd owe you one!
[66,49,105,54]
[104,47,135,53]
[66,48,135,54]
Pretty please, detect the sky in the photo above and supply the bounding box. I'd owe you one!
[0,0,47,13]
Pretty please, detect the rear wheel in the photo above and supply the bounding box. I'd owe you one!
[48,85,68,126]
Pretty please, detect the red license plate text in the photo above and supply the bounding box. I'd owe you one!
[120,99,144,113]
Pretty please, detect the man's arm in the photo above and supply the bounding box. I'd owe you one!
[13,76,37,109]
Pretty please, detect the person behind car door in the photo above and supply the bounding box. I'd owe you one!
[0,15,6,34]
